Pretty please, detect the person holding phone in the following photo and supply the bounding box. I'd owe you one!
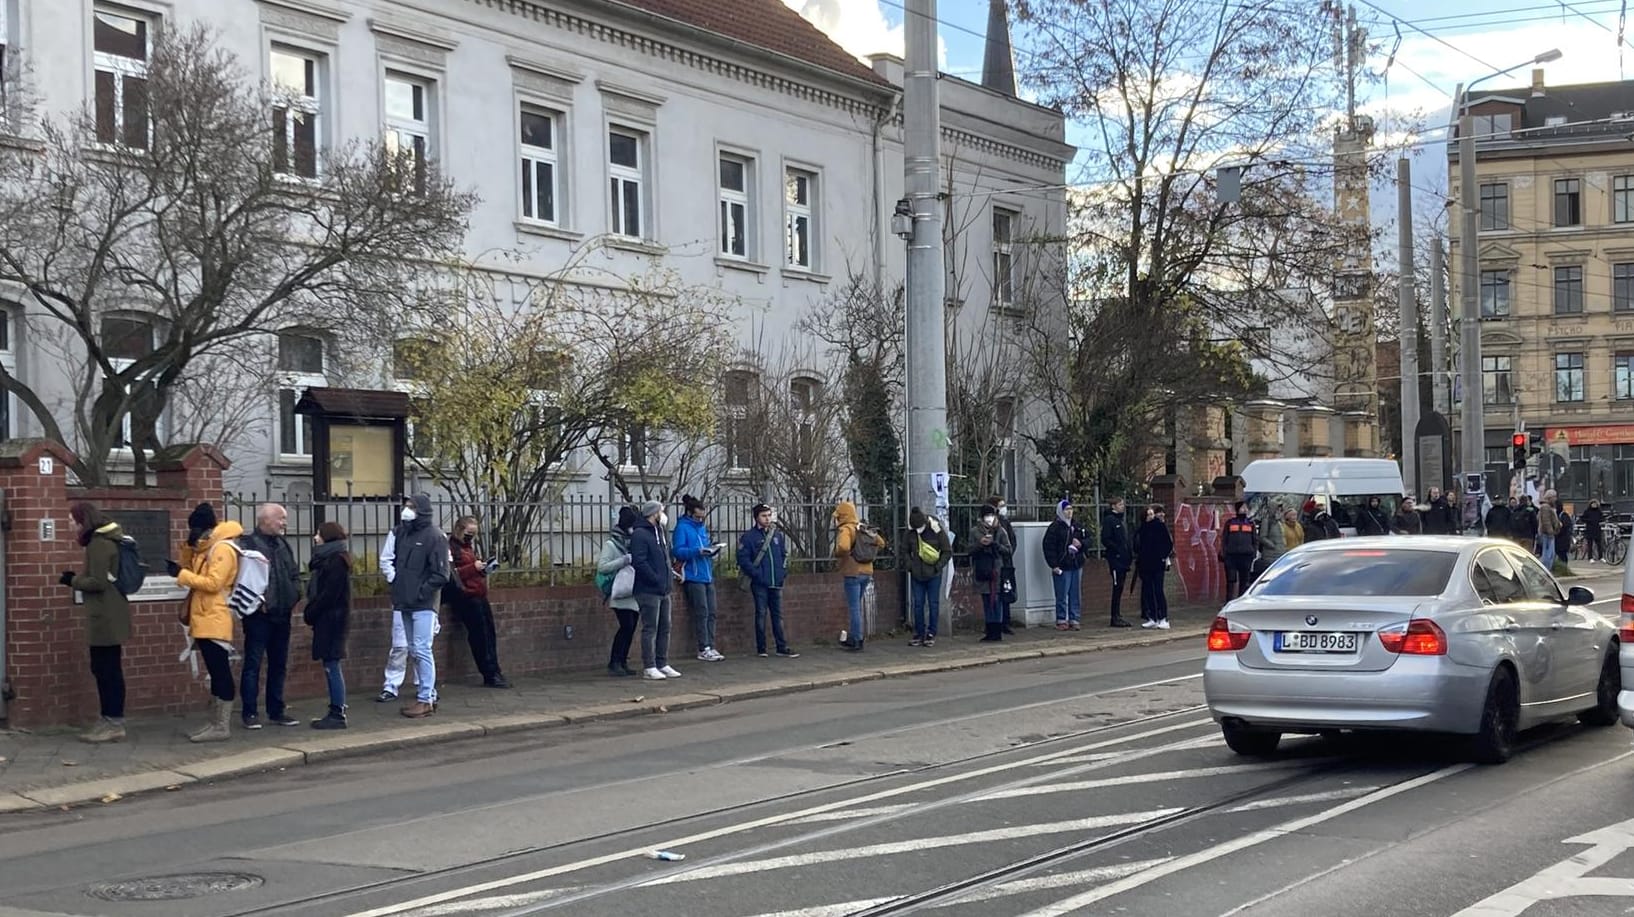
[673,494,725,662]
[449,516,509,689]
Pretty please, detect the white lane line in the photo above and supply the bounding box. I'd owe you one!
[1029,752,1124,766]
[1013,764,1473,917]
[407,889,568,915]
[978,762,1308,802]
[743,901,901,917]
[1223,785,1380,813]
[350,717,1216,917]
[785,804,917,824]
[637,810,1187,885]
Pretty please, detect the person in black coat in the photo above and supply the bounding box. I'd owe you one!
[630,500,679,679]
[304,521,352,730]
[1100,498,1134,628]
[1486,497,1515,540]
[1582,500,1606,562]
[1422,487,1459,535]
[1357,496,1390,536]
[985,496,1019,633]
[1042,499,1089,630]
[1511,496,1539,548]
[1134,505,1174,629]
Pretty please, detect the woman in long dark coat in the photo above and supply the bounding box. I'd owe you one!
[304,521,352,729]
[1135,505,1175,629]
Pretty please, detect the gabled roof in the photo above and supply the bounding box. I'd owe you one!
[607,0,891,87]
[294,387,411,420]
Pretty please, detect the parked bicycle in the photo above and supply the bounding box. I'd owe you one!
[1572,518,1629,566]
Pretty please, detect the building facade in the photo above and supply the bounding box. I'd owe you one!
[0,0,1070,503]
[1451,72,1634,505]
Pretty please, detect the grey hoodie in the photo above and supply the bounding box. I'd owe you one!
[596,527,638,612]
[389,493,450,612]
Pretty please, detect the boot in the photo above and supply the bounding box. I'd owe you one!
[79,716,126,744]
[1109,616,1133,628]
[311,705,348,730]
[188,698,232,743]
[980,622,1002,643]
[1001,619,1016,635]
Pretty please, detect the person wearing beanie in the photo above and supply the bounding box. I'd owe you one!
[170,502,244,743]
[598,506,643,676]
[630,500,681,679]
[738,503,797,657]
[983,496,1019,633]
[672,494,725,662]
[64,502,130,743]
[903,506,951,646]
[391,493,449,718]
[1041,498,1088,630]
[968,504,1013,642]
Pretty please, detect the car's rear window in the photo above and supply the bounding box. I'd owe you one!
[1253,549,1458,597]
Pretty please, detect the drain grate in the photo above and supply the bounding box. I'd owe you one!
[88,872,264,902]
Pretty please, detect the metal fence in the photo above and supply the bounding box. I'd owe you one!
[221,491,1097,594]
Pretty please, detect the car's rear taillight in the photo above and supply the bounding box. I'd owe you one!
[1378,619,1448,656]
[1620,594,1634,642]
[1207,616,1250,652]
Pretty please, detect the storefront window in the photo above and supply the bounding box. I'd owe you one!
[1616,445,1634,500]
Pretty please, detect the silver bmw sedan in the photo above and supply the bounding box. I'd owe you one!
[1203,536,1618,764]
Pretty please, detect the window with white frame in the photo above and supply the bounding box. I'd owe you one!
[519,106,559,225]
[384,73,432,194]
[93,6,153,149]
[276,331,325,457]
[993,208,1016,307]
[785,168,816,269]
[102,314,156,448]
[719,154,752,259]
[270,46,322,179]
[790,376,820,466]
[608,128,645,238]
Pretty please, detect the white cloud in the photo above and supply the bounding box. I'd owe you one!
[782,0,947,67]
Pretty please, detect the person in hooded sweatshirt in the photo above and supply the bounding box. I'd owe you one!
[1100,498,1134,628]
[304,521,352,729]
[169,502,243,743]
[1582,499,1607,562]
[63,502,131,744]
[1135,504,1174,629]
[392,494,450,719]
[834,500,886,651]
[1357,496,1390,536]
[1042,499,1088,630]
[968,506,1013,643]
[598,506,642,676]
[672,494,725,662]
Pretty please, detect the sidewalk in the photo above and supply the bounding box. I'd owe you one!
[0,611,1208,812]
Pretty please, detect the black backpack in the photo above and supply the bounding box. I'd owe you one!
[114,536,147,597]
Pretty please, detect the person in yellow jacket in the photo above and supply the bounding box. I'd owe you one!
[834,501,885,651]
[167,503,243,743]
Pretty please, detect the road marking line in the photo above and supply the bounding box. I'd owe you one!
[407,889,568,915]
[1454,805,1634,916]
[1222,786,1380,813]
[743,900,900,917]
[349,717,1216,917]
[637,810,1187,885]
[785,804,917,824]
[1013,764,1472,917]
[979,761,1308,801]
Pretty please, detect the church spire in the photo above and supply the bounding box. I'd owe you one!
[982,0,1016,96]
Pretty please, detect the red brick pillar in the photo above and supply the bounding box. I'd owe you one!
[0,440,85,727]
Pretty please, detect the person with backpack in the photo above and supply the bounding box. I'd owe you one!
[984,496,1018,633]
[448,516,509,688]
[1042,498,1088,630]
[305,521,352,729]
[632,500,682,679]
[392,493,450,718]
[597,506,641,676]
[1357,496,1390,536]
[834,500,884,651]
[62,502,132,744]
[168,502,243,743]
[1538,489,1563,569]
[237,503,302,730]
[969,505,1013,643]
[904,506,952,646]
[673,494,725,662]
[739,503,798,658]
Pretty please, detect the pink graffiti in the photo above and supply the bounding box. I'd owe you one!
[1171,501,1227,606]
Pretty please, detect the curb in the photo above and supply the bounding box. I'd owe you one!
[2,626,1207,812]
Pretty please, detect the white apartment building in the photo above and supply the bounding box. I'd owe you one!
[0,0,1070,502]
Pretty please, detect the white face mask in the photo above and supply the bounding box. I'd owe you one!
[981,515,996,526]
[997,505,1008,518]
[400,507,417,522]
[659,512,669,528]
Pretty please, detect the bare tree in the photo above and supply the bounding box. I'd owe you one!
[0,23,474,484]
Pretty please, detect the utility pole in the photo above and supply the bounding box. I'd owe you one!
[1458,101,1483,519]
[1397,157,1420,497]
[903,0,947,515]
[1430,236,1447,415]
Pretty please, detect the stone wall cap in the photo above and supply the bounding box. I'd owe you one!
[0,438,77,469]
[152,444,231,472]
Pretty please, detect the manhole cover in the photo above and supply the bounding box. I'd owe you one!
[88,872,264,901]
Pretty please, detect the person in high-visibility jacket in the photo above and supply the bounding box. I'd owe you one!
[1217,502,1261,602]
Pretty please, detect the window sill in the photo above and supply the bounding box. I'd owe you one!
[783,267,831,285]
[515,220,583,243]
[605,236,667,256]
[716,256,771,276]
[272,455,315,470]
[1479,314,1510,321]
[0,131,44,154]
[1551,225,1586,232]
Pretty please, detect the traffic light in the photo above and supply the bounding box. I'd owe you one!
[1512,432,1527,470]
[1530,430,1545,456]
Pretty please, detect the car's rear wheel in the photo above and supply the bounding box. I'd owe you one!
[1469,666,1519,765]
[1578,650,1620,727]
[1222,720,1281,757]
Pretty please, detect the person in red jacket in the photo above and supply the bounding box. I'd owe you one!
[449,516,508,688]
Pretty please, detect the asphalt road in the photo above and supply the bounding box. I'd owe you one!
[2,567,1632,917]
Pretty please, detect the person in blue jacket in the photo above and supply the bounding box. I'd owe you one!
[673,494,725,662]
[737,503,798,658]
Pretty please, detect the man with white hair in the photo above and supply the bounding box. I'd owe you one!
[238,503,303,729]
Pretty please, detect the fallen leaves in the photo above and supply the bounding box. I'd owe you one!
[99,792,121,804]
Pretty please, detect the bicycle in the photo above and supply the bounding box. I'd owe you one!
[1572,523,1627,566]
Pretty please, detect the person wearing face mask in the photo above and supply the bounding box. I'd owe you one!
[969,506,1013,642]
[305,521,352,729]
[169,502,243,743]
[904,506,952,646]
[632,500,683,679]
[391,494,450,718]
[449,516,508,688]
[983,496,1018,632]
[834,500,885,651]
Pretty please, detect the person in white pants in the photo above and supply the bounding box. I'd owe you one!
[376,530,441,702]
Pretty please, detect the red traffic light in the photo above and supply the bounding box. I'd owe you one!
[1511,432,1527,447]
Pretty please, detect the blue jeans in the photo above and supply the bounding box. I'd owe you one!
[751,584,788,654]
[685,581,717,652]
[981,585,1002,624]
[1540,538,1557,571]
[1053,567,1083,623]
[843,575,870,642]
[240,613,291,719]
[910,576,939,639]
[400,609,438,703]
[323,658,346,709]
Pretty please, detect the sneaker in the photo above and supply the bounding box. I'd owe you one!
[400,701,434,719]
[659,665,683,678]
[484,675,512,689]
[758,650,770,657]
[707,648,726,661]
[697,651,715,662]
[268,714,301,728]
[1141,620,1157,629]
[1070,621,1083,631]
[643,667,668,680]
[1055,622,1069,631]
[1156,620,1171,630]
[775,649,800,658]
[376,691,398,703]
[241,714,262,730]
[923,637,936,647]
[909,638,924,647]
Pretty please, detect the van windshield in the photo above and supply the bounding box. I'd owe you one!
[1245,492,1400,530]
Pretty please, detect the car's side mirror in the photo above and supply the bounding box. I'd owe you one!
[1566,586,1595,606]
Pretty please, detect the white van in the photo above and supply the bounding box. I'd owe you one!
[1241,458,1406,537]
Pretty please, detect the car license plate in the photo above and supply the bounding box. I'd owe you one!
[1274,631,1359,653]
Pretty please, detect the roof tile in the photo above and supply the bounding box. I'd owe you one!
[610,0,891,86]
